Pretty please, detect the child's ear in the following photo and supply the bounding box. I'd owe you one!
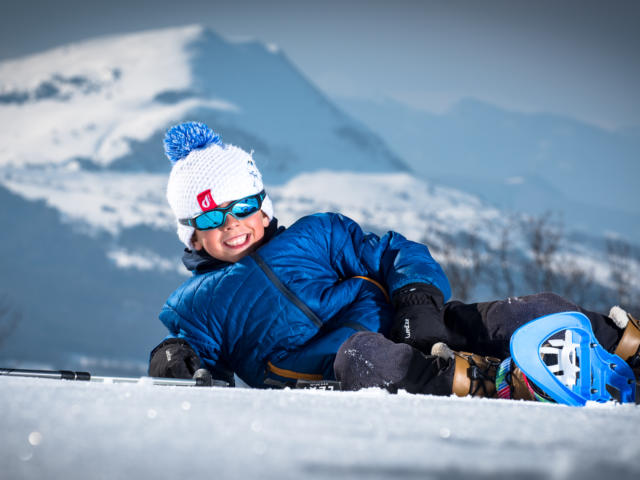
[191,230,202,251]
[262,212,270,228]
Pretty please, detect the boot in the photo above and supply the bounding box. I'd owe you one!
[432,343,498,398]
[611,307,640,377]
[431,343,535,400]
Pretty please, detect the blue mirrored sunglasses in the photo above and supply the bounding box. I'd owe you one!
[179,190,266,230]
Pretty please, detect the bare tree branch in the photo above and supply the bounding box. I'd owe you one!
[489,215,517,298]
[430,230,488,302]
[606,237,640,314]
[520,212,563,293]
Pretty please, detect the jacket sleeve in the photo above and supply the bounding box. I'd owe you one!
[321,213,451,301]
[158,290,224,369]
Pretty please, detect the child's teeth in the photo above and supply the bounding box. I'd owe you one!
[227,235,247,246]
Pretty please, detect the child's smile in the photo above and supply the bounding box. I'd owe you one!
[192,208,270,263]
[223,233,251,248]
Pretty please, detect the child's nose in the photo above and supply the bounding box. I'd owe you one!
[222,213,240,228]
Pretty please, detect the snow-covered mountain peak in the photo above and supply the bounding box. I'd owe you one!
[225,34,281,53]
[0,24,202,100]
[0,25,241,168]
[0,24,405,178]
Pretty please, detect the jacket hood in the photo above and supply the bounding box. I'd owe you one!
[182,218,283,274]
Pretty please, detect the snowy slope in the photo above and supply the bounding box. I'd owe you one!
[0,26,205,167]
[2,376,639,480]
[0,25,405,179]
[1,166,619,292]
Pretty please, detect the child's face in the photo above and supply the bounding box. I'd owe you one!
[192,207,270,263]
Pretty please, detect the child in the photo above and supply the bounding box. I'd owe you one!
[149,122,640,400]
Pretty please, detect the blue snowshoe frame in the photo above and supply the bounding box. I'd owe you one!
[510,311,636,406]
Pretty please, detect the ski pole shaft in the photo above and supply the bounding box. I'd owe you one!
[90,375,219,387]
[0,367,228,387]
[0,367,91,381]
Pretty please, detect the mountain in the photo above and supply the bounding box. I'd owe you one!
[0,25,406,181]
[0,183,172,373]
[337,97,640,240]
[0,25,637,374]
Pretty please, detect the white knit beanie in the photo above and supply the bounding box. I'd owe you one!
[164,122,274,249]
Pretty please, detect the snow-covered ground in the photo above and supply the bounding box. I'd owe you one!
[1,376,638,480]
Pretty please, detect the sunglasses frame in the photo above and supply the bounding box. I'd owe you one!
[179,190,266,230]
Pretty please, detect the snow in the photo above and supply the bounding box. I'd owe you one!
[106,248,187,275]
[1,377,638,480]
[271,170,503,242]
[2,164,630,289]
[0,25,238,167]
[266,43,280,54]
[0,167,502,244]
[0,169,171,234]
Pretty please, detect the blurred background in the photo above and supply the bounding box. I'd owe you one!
[1,0,638,374]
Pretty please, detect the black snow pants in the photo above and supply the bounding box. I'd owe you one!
[333,292,622,395]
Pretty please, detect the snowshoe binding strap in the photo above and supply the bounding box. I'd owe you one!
[451,351,500,398]
[495,358,539,402]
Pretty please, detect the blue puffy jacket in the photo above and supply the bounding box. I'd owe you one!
[159,212,450,387]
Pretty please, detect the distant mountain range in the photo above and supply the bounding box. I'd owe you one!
[338,97,640,240]
[0,25,637,375]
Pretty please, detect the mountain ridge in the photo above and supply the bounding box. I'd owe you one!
[0,25,408,182]
[337,96,640,240]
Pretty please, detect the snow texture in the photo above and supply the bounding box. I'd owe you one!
[1,377,638,480]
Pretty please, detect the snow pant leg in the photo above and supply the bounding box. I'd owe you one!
[442,292,622,359]
[334,331,454,395]
[266,325,362,385]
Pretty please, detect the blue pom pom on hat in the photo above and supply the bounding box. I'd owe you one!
[163,121,224,164]
[164,121,274,249]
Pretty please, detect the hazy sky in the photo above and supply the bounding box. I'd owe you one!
[2,0,639,129]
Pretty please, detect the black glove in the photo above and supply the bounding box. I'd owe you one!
[148,338,201,378]
[389,283,445,353]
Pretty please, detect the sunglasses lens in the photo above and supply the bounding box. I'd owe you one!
[194,210,224,229]
[231,197,260,218]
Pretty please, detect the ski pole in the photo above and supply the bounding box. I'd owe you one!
[0,367,229,387]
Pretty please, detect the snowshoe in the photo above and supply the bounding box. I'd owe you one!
[510,311,636,406]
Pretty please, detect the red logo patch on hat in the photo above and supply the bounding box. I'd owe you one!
[197,190,217,212]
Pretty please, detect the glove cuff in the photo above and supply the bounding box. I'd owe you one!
[393,283,444,310]
[150,337,195,358]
